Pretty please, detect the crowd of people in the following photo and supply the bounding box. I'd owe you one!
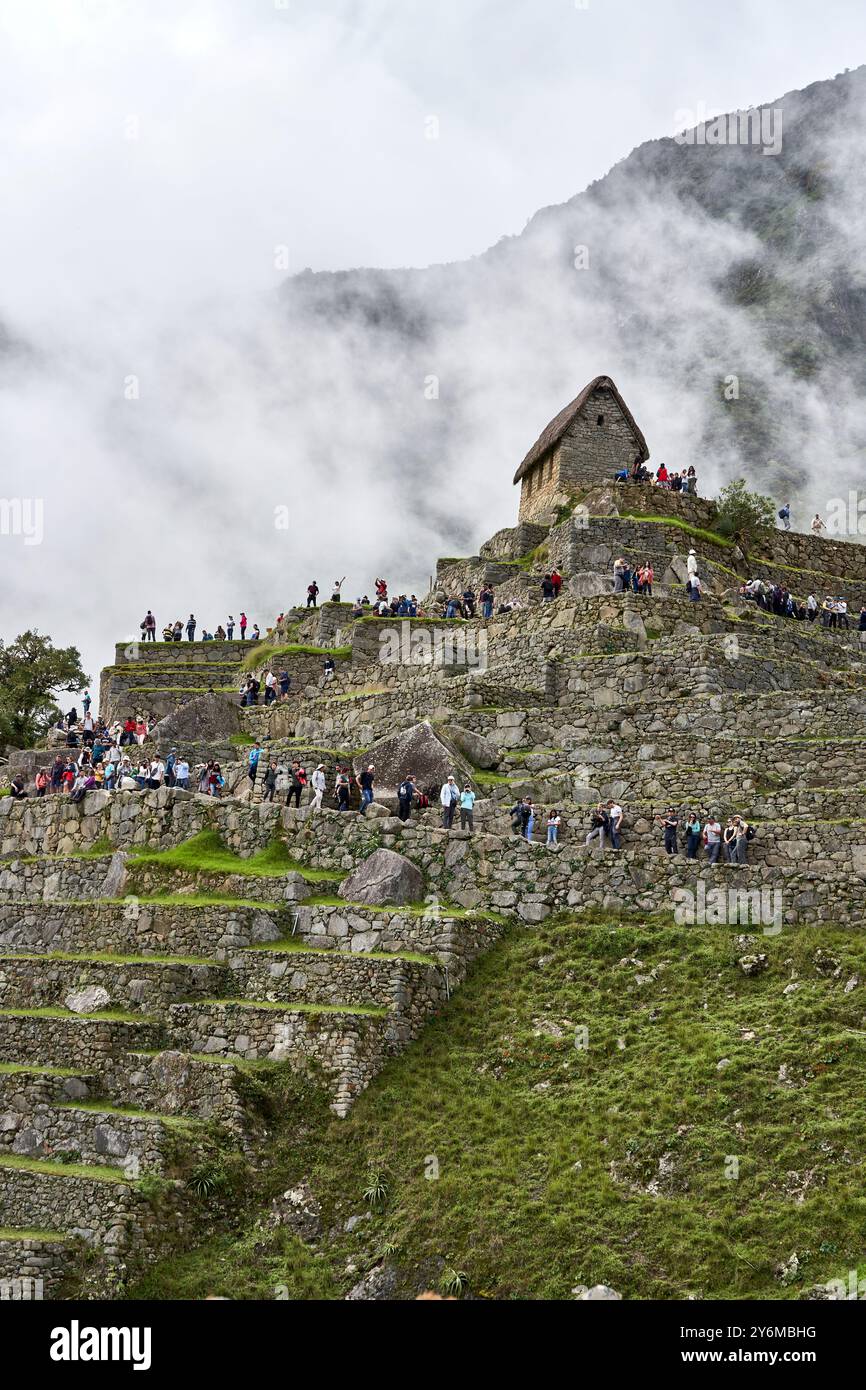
[615,460,698,493]
[739,577,866,629]
[140,611,259,643]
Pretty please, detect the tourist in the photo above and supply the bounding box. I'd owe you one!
[331,576,346,602]
[278,668,290,700]
[586,802,609,850]
[248,742,262,789]
[541,575,556,603]
[811,513,827,536]
[703,813,722,864]
[656,807,679,856]
[251,624,260,642]
[322,657,335,681]
[240,613,248,639]
[335,766,351,811]
[480,584,494,619]
[9,775,27,800]
[608,799,624,849]
[140,611,157,642]
[778,503,791,530]
[459,784,476,832]
[358,764,375,814]
[685,809,702,859]
[148,757,165,790]
[688,573,702,603]
[613,558,626,592]
[397,774,417,822]
[440,775,459,829]
[174,757,190,791]
[550,568,563,597]
[215,625,226,640]
[509,797,532,837]
[547,809,561,847]
[227,616,235,638]
[722,818,737,863]
[264,670,277,705]
[806,593,818,621]
[859,605,866,632]
[731,816,751,865]
[310,764,327,810]
[262,761,277,803]
[462,588,476,618]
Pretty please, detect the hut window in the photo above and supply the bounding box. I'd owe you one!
[597,413,605,426]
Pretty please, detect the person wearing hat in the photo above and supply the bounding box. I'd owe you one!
[358,764,375,814]
[459,784,477,833]
[655,807,679,856]
[440,775,459,829]
[310,763,327,810]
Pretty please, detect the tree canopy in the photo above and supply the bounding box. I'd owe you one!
[0,631,89,750]
[714,478,778,541]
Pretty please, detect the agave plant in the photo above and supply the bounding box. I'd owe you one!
[441,1267,469,1298]
[363,1171,389,1211]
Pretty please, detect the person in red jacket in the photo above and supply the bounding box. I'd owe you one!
[550,569,563,597]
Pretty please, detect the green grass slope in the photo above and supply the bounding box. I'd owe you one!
[129,915,866,1301]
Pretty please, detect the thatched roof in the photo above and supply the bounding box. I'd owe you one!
[513,375,649,484]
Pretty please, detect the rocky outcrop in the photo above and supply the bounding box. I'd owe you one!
[338,848,424,906]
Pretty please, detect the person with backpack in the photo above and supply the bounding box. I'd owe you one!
[140,611,156,641]
[307,581,320,608]
[440,775,459,829]
[248,742,262,789]
[586,802,610,850]
[778,503,791,530]
[164,749,177,787]
[397,774,417,822]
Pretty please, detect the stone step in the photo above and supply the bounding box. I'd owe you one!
[0,900,290,960]
[0,1062,98,1111]
[0,952,226,1013]
[0,1101,201,1176]
[0,1157,142,1252]
[0,1009,163,1069]
[228,942,446,1014]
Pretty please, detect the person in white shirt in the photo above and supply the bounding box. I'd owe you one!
[310,764,327,810]
[811,513,826,535]
[174,758,190,790]
[148,758,165,789]
[264,669,277,705]
[607,801,624,849]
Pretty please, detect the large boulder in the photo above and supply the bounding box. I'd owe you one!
[339,848,424,906]
[353,721,474,798]
[151,693,243,750]
[568,573,611,599]
[440,724,500,771]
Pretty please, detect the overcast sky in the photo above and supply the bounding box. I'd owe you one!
[0,0,864,698]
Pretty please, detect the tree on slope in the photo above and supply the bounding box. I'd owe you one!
[0,631,89,749]
[714,478,777,542]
